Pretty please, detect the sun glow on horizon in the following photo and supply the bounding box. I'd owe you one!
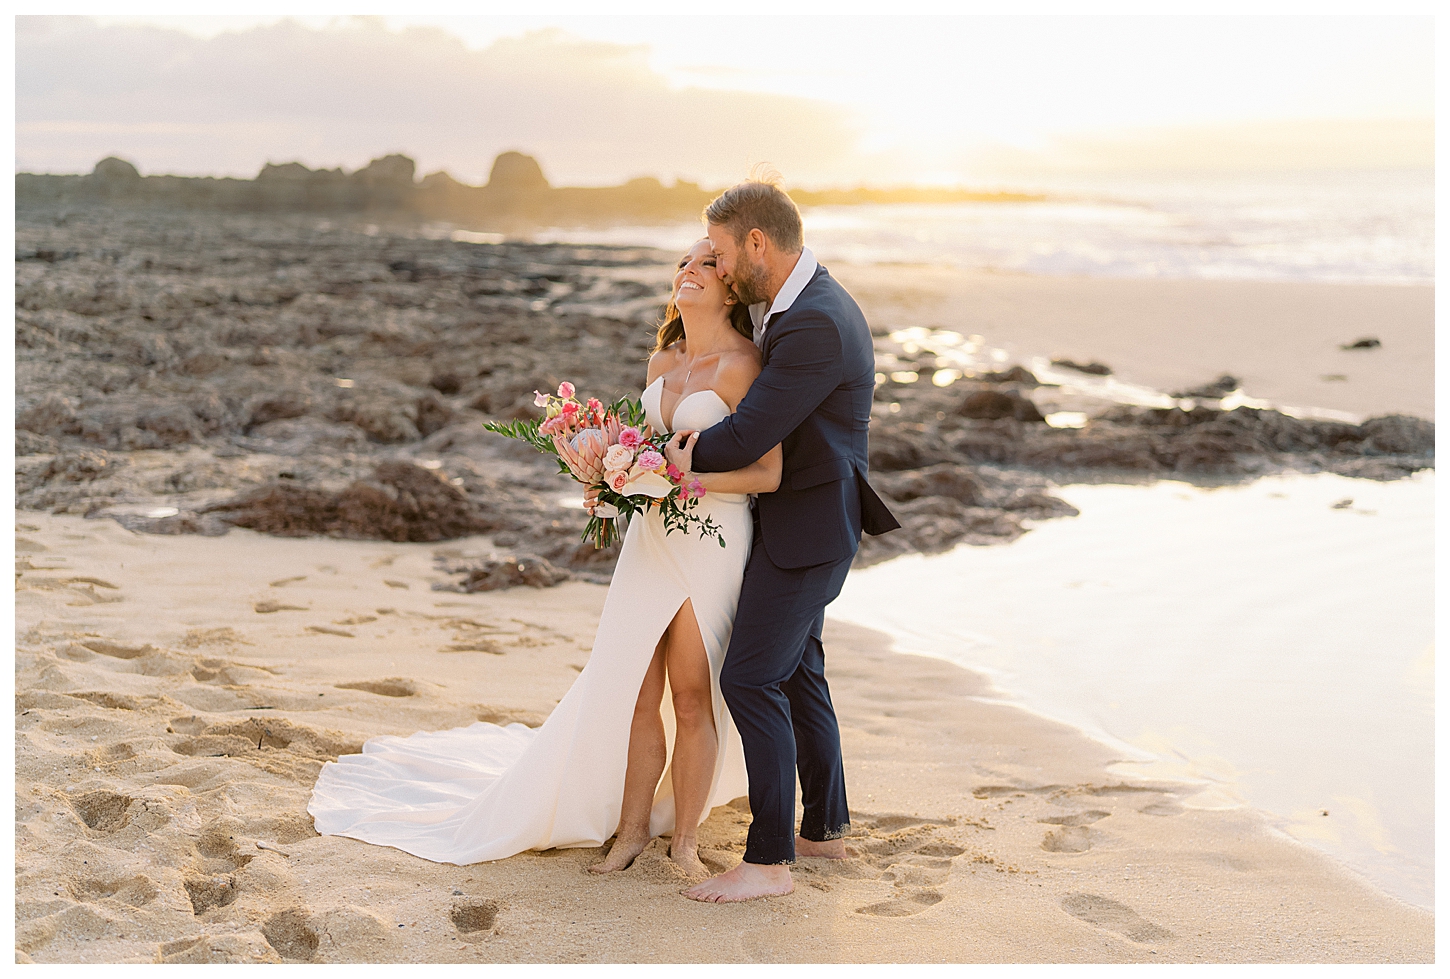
[26,14,1436,186]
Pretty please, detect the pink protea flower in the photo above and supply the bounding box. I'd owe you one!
[618,426,643,450]
[637,449,664,472]
[556,428,606,484]
[604,469,630,492]
[557,381,576,399]
[534,390,550,407]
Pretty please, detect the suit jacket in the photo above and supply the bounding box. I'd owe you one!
[691,264,901,569]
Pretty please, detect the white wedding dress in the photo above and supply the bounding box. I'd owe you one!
[308,379,752,864]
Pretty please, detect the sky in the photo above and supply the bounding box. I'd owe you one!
[15,14,1435,187]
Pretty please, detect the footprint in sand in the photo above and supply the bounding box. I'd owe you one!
[855,889,944,917]
[254,600,307,613]
[68,790,134,834]
[335,678,416,698]
[1041,827,1092,853]
[269,576,307,587]
[78,639,157,660]
[1040,809,1110,827]
[1040,810,1109,853]
[306,625,354,638]
[71,873,158,908]
[451,900,501,942]
[262,908,320,962]
[1060,892,1174,944]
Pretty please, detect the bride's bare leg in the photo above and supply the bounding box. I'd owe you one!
[590,639,667,874]
[663,600,717,879]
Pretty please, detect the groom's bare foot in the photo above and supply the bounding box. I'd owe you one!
[589,833,651,874]
[795,835,856,859]
[683,861,793,902]
[667,841,710,879]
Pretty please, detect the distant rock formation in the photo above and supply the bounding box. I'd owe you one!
[487,151,548,192]
[16,151,1045,227]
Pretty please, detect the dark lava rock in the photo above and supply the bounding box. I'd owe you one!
[1359,414,1434,455]
[978,366,1041,387]
[206,462,497,542]
[868,426,957,471]
[429,371,463,395]
[874,463,986,505]
[958,389,1045,423]
[414,394,454,437]
[245,394,313,430]
[441,556,571,592]
[1172,375,1240,399]
[1341,337,1382,350]
[16,393,79,437]
[1051,358,1112,376]
[998,489,1081,519]
[108,511,231,537]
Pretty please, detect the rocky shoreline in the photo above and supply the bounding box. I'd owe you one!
[15,207,1434,584]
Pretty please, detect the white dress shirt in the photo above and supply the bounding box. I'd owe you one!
[749,246,818,348]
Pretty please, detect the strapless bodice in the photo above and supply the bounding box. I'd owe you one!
[641,378,746,505]
[643,376,731,436]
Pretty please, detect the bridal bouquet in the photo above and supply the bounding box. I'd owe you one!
[483,382,722,549]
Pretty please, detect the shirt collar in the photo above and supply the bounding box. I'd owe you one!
[748,246,817,331]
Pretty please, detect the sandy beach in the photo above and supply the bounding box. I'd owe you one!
[13,511,1433,963]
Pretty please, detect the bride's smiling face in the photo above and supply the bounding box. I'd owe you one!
[672,240,732,313]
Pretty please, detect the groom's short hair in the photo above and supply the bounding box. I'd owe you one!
[704,177,803,254]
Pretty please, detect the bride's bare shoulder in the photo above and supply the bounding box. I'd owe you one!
[646,343,684,384]
[712,345,763,407]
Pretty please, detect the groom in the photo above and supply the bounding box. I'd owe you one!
[667,177,900,902]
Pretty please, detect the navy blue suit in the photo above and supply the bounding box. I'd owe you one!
[691,263,899,864]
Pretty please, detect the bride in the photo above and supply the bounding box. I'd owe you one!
[308,239,780,878]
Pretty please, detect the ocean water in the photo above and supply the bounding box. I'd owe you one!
[527,167,1433,285]
[827,472,1435,909]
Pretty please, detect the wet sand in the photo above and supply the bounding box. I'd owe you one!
[831,471,1435,908]
[834,264,1435,421]
[14,513,1432,962]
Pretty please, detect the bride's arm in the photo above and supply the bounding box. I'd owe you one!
[670,350,782,495]
[692,443,781,494]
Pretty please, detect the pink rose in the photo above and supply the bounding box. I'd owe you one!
[557,381,576,399]
[605,469,630,492]
[603,443,634,471]
[618,426,643,449]
[637,449,665,471]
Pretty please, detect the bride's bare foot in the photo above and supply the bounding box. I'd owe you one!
[667,840,710,879]
[589,833,651,874]
[795,835,856,859]
[683,861,793,902]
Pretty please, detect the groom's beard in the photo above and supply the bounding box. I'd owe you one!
[727,254,770,307]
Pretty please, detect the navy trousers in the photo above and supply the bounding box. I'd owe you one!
[721,513,854,865]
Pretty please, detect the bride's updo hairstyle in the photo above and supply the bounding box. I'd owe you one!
[652,242,754,355]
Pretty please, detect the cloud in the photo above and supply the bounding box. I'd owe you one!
[15,16,858,186]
